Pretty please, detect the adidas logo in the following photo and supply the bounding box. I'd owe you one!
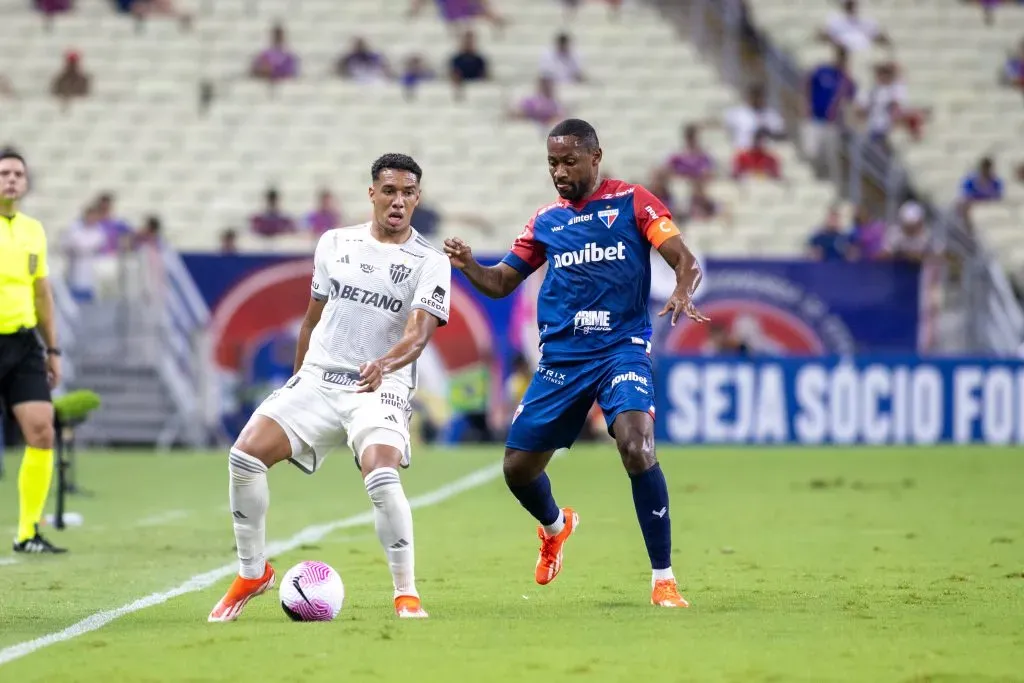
[384,414,398,424]
[389,538,409,550]
[337,254,350,263]
[232,510,247,520]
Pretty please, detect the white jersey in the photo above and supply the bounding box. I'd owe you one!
[304,223,451,390]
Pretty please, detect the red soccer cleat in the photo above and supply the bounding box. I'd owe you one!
[534,507,579,585]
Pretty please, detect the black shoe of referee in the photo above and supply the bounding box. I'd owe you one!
[12,527,67,554]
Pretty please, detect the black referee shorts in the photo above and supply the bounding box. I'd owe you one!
[0,329,52,411]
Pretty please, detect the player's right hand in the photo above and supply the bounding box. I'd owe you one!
[357,360,384,393]
[443,238,474,270]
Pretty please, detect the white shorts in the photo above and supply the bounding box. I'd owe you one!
[253,365,413,474]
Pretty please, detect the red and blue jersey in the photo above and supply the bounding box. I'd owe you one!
[501,179,679,362]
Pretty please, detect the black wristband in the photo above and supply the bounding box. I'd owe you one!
[46,347,62,356]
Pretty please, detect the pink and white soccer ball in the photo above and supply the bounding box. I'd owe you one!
[279,561,345,621]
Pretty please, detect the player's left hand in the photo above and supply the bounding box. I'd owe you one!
[46,354,62,389]
[659,291,710,326]
[357,360,384,393]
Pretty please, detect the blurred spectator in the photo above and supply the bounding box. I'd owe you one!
[198,79,214,114]
[703,322,751,357]
[818,0,890,53]
[412,200,493,238]
[114,0,190,26]
[539,33,585,84]
[684,179,725,224]
[337,38,391,83]
[220,229,239,254]
[648,169,679,216]
[882,201,936,263]
[724,84,785,151]
[503,353,532,426]
[51,51,90,104]
[409,0,505,29]
[134,215,163,249]
[804,46,856,178]
[35,0,73,15]
[251,24,299,82]
[450,30,489,96]
[960,157,1004,203]
[0,76,15,99]
[509,76,564,127]
[974,0,1024,26]
[850,204,887,260]
[732,130,782,180]
[1002,39,1024,94]
[401,54,435,100]
[663,124,715,182]
[63,205,107,304]
[855,61,907,149]
[95,193,134,252]
[807,205,855,261]
[305,190,342,236]
[250,189,296,237]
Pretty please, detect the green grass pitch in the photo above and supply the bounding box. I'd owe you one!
[0,445,1022,682]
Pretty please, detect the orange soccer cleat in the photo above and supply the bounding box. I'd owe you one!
[208,563,276,622]
[394,594,429,619]
[534,507,579,586]
[651,578,690,608]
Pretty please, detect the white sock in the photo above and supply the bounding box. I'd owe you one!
[364,467,417,598]
[542,509,565,537]
[652,567,675,584]
[228,448,269,580]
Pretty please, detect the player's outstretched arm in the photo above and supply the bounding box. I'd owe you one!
[357,309,440,393]
[293,297,326,374]
[657,235,710,326]
[443,237,526,299]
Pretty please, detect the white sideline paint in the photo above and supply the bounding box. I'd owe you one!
[135,510,191,527]
[0,558,18,566]
[0,461,504,667]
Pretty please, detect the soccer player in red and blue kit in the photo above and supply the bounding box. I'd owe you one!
[444,119,708,607]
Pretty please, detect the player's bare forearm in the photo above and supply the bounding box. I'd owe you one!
[658,236,702,296]
[378,310,440,375]
[32,278,57,348]
[656,236,709,325]
[461,260,525,299]
[357,310,440,392]
[294,297,326,373]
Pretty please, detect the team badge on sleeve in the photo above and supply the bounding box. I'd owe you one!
[390,263,412,284]
[27,253,38,275]
[598,208,619,229]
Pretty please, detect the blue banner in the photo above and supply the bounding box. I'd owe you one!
[666,259,922,355]
[182,252,520,438]
[181,251,927,440]
[654,356,1024,445]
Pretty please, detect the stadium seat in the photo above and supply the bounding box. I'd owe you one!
[753,0,1024,271]
[4,0,835,257]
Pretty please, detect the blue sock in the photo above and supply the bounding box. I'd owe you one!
[630,463,672,570]
[508,472,561,526]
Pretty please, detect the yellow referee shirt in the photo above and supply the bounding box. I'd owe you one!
[0,212,49,334]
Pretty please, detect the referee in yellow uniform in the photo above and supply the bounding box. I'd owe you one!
[0,150,66,554]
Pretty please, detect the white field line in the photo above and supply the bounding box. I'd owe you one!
[134,510,191,527]
[0,461,503,667]
[0,558,18,566]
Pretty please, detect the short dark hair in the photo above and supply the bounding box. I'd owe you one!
[548,118,600,150]
[371,153,423,183]
[0,149,27,168]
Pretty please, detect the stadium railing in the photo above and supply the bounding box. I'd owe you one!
[127,244,214,448]
[675,0,1024,356]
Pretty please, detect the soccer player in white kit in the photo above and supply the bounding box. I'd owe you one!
[209,154,450,622]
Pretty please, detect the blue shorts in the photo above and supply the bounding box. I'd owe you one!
[506,346,656,453]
